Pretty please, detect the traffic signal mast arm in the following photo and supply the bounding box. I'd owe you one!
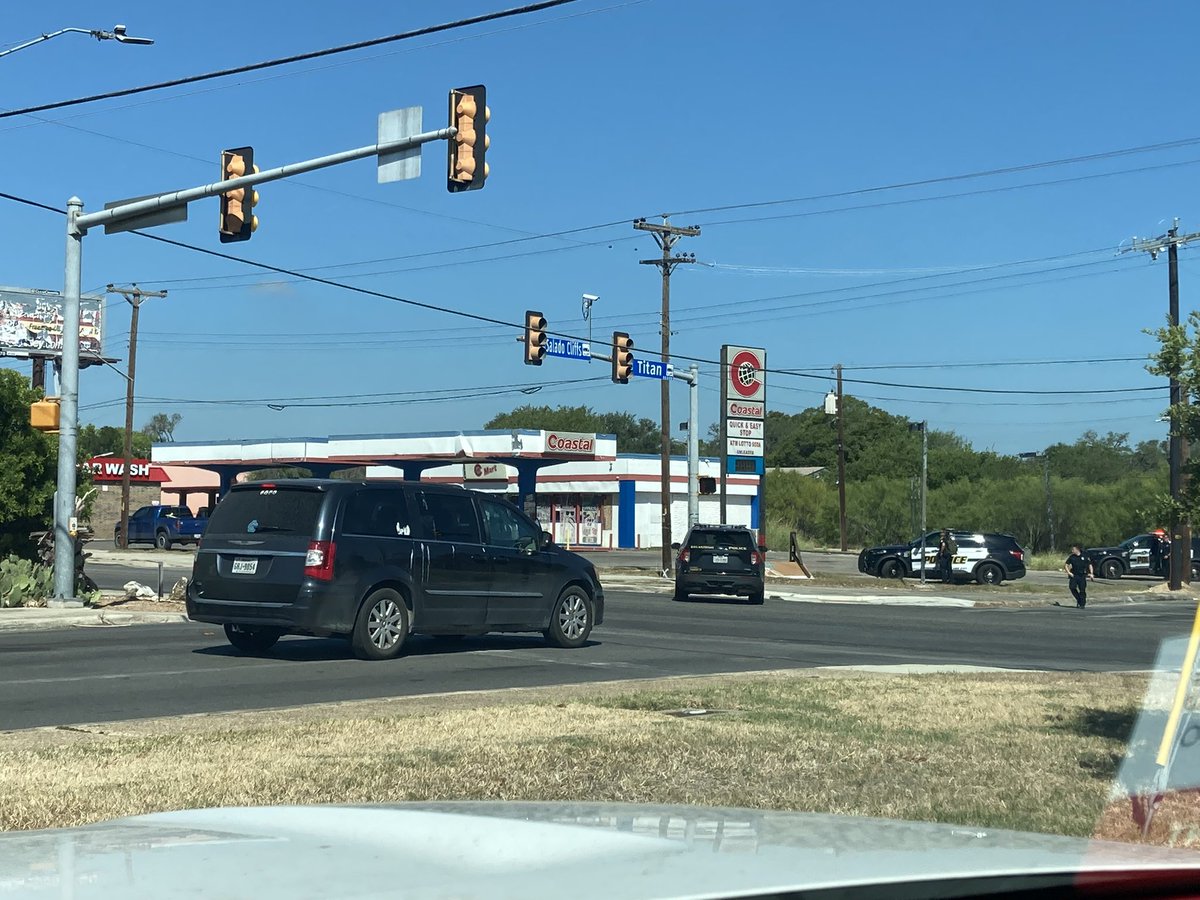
[73,126,457,234]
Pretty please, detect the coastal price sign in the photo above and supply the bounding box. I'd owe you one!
[719,345,766,515]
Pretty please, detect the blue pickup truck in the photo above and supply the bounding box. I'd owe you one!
[116,505,207,550]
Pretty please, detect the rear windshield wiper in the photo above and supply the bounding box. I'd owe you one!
[247,524,293,534]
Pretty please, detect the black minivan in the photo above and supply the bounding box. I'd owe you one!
[187,479,604,660]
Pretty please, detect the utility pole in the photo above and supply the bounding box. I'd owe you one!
[635,216,700,573]
[1019,451,1055,552]
[106,284,167,549]
[1126,220,1200,590]
[835,365,848,552]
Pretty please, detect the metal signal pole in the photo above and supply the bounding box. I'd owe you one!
[635,216,700,573]
[835,364,848,552]
[1126,220,1200,589]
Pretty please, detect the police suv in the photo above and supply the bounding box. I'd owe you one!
[858,530,1027,585]
[1085,531,1200,580]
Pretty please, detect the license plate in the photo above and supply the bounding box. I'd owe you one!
[713,554,728,564]
[231,559,258,575]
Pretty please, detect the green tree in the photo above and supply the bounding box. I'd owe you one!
[0,370,56,558]
[141,412,182,443]
[485,405,684,454]
[78,423,151,459]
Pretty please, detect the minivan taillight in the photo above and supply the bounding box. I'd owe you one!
[304,540,336,581]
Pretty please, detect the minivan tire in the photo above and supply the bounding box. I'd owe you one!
[544,586,593,649]
[154,530,171,551]
[351,588,410,661]
[223,623,282,654]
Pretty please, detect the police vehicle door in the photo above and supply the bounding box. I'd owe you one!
[909,532,939,575]
[954,534,989,576]
[1125,535,1152,574]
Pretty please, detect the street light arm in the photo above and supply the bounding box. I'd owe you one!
[0,24,152,59]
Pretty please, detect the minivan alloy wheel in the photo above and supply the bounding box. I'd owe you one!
[558,593,588,640]
[351,587,410,661]
[367,596,406,650]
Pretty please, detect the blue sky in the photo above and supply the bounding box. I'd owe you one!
[2,0,1197,455]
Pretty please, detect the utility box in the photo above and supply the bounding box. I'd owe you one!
[30,398,60,432]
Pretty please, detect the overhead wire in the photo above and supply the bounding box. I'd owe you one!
[0,0,582,121]
[0,191,1166,400]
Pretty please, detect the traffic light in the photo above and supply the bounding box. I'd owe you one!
[524,309,546,365]
[29,398,60,432]
[219,146,259,242]
[612,331,634,383]
[447,85,489,192]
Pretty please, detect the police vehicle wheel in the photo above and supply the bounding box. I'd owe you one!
[879,559,903,579]
[976,562,1003,585]
[1101,559,1122,580]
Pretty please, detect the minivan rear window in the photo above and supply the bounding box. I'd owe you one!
[206,487,325,538]
[688,530,754,551]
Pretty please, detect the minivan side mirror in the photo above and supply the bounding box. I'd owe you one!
[540,530,554,549]
[671,542,681,550]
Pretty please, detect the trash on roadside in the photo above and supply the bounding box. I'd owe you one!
[123,581,157,602]
[168,578,188,602]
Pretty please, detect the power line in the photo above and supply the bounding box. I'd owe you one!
[0,189,1163,400]
[78,375,612,413]
[665,135,1200,218]
[0,0,580,121]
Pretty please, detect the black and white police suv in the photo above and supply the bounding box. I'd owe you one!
[857,530,1027,585]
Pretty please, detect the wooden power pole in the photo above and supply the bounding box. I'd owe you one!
[1126,221,1200,589]
[635,216,700,573]
[106,284,167,549]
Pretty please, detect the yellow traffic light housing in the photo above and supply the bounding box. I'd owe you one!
[524,309,547,365]
[448,85,489,192]
[30,398,60,432]
[612,332,634,383]
[219,146,259,242]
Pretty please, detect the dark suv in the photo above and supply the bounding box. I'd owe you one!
[672,524,765,604]
[187,479,604,660]
[857,530,1026,585]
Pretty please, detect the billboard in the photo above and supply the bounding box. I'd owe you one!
[0,286,104,358]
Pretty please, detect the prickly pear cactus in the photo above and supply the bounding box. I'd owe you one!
[0,555,54,608]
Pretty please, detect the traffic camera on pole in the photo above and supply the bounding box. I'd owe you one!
[219,147,259,242]
[524,310,547,365]
[447,85,489,192]
[611,331,634,383]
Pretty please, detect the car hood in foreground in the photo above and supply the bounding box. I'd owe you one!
[2,802,1198,899]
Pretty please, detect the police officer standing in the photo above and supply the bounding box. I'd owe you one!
[1064,544,1094,608]
[937,529,957,583]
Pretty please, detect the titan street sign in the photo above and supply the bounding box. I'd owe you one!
[544,337,590,360]
[633,358,672,380]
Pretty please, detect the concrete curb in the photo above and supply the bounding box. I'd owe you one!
[0,611,190,633]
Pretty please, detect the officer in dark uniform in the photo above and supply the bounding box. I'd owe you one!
[936,529,957,583]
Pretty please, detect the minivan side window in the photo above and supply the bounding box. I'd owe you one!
[342,489,412,538]
[417,492,481,543]
[480,499,539,551]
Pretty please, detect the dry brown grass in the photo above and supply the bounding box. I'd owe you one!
[0,671,1151,840]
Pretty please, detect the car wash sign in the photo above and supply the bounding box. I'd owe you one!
[720,346,765,473]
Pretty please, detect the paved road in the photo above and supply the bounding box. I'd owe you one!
[83,546,1159,595]
[2,589,1193,731]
